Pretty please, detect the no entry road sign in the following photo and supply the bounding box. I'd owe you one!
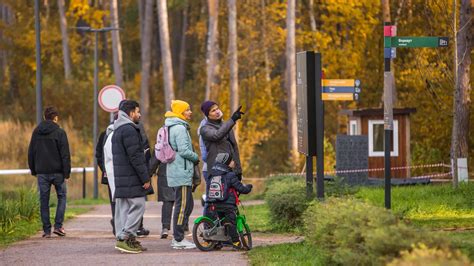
[98,85,125,112]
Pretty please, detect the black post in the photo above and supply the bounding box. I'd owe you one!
[384,130,391,208]
[315,53,324,199]
[34,0,42,124]
[306,156,313,198]
[93,31,99,199]
[82,168,86,199]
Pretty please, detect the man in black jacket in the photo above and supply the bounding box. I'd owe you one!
[112,100,152,254]
[28,106,71,238]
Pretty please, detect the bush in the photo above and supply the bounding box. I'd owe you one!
[265,176,310,230]
[388,244,472,266]
[304,197,450,265]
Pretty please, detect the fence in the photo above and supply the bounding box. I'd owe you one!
[0,167,93,199]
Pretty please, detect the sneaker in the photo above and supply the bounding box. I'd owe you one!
[42,232,51,238]
[161,228,169,239]
[115,239,142,254]
[232,241,242,251]
[130,237,147,252]
[171,239,196,249]
[53,227,66,237]
[136,228,150,238]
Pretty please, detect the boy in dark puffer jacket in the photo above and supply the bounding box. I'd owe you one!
[206,153,252,250]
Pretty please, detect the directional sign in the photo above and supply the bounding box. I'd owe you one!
[99,85,126,112]
[384,47,397,59]
[385,36,449,48]
[322,93,354,101]
[322,79,354,87]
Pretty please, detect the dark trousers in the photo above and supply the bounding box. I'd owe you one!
[214,204,239,242]
[172,186,193,242]
[37,174,67,234]
[162,201,174,230]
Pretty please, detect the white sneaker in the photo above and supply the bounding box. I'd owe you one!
[171,239,196,249]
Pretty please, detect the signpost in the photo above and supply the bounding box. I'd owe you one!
[296,51,359,200]
[383,23,448,209]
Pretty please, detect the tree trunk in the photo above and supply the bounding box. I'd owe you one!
[261,0,271,81]
[451,0,472,188]
[57,0,72,80]
[308,0,316,31]
[177,2,189,92]
[382,0,391,22]
[140,0,153,127]
[205,0,219,100]
[285,0,298,167]
[100,0,109,61]
[228,0,239,141]
[157,0,175,111]
[110,0,124,87]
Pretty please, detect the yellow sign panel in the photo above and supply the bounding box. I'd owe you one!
[322,93,354,101]
[322,79,355,87]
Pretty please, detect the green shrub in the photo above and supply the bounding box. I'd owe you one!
[304,197,450,265]
[388,244,472,266]
[265,177,310,230]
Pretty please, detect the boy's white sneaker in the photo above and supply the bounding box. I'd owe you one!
[171,239,196,249]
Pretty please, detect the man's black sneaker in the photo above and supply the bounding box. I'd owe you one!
[136,228,150,238]
[53,227,66,237]
[42,232,51,238]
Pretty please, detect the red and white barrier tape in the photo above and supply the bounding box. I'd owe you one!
[269,163,452,178]
[411,172,452,179]
[325,163,449,175]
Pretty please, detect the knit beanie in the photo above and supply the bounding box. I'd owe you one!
[200,101,217,117]
[165,100,190,121]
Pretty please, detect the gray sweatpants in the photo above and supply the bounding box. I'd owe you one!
[115,197,146,240]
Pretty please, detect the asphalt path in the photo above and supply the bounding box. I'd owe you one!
[0,200,300,266]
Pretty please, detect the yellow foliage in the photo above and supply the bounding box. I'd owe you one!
[388,244,472,266]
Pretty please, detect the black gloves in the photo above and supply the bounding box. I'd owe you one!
[231,106,245,122]
[247,184,253,190]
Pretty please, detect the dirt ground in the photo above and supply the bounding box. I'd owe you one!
[0,201,301,266]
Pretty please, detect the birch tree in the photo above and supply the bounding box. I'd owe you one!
[451,0,472,188]
[205,0,219,100]
[110,0,123,87]
[157,0,175,110]
[57,0,72,80]
[228,0,239,140]
[285,0,298,167]
[140,0,153,126]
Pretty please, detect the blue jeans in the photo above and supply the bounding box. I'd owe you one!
[37,174,67,234]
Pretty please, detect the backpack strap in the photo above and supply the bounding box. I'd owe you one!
[166,124,177,152]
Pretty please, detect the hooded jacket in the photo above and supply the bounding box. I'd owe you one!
[164,117,199,187]
[200,119,242,175]
[112,111,151,198]
[103,124,116,198]
[28,120,71,178]
[207,162,251,205]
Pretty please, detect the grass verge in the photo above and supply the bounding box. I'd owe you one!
[248,242,328,266]
[0,206,90,248]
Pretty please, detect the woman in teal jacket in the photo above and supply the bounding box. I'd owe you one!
[164,100,199,249]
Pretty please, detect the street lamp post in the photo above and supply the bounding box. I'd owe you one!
[75,27,119,199]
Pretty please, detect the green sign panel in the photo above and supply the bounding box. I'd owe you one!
[384,36,449,48]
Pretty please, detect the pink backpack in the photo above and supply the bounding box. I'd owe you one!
[155,125,176,163]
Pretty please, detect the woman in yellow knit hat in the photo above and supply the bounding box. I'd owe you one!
[163,100,199,249]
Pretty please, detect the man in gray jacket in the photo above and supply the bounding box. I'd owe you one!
[199,101,244,179]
